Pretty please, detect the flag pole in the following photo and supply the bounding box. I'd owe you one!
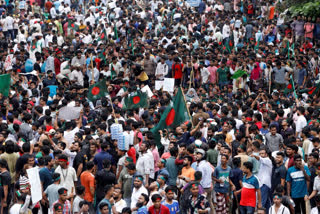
[290,74,298,99]
[180,87,193,127]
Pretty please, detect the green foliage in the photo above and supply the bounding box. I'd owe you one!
[288,0,320,20]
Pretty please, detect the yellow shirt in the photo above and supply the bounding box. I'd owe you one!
[138,71,149,81]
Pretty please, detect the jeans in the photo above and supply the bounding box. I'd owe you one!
[219,81,229,90]
[260,184,271,213]
[239,206,255,214]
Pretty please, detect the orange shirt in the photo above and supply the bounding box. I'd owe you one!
[181,166,195,181]
[80,171,95,202]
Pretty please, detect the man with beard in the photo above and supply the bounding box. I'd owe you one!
[193,148,213,212]
[132,193,148,214]
[131,176,148,210]
[113,187,127,213]
[97,185,117,214]
[177,155,195,188]
[136,141,154,187]
[271,152,287,194]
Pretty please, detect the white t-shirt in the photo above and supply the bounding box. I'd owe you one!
[54,166,77,194]
[5,16,14,30]
[295,115,307,134]
[64,127,80,147]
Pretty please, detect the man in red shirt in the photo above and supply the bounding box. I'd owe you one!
[172,57,184,87]
[54,49,62,76]
[148,194,170,214]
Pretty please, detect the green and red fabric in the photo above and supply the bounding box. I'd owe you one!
[284,75,297,98]
[299,82,320,97]
[31,42,37,51]
[87,79,108,101]
[98,29,107,41]
[68,20,79,31]
[284,75,295,95]
[123,91,148,110]
[151,88,191,148]
[99,49,107,63]
[254,38,260,53]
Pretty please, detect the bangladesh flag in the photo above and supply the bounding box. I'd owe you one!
[87,79,108,101]
[99,49,107,63]
[123,91,148,110]
[98,29,107,41]
[68,20,79,32]
[0,74,11,97]
[151,88,191,148]
[299,81,320,97]
[284,75,297,98]
[31,42,36,52]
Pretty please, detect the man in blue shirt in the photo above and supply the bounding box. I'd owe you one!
[162,186,179,214]
[135,193,149,214]
[93,142,113,171]
[286,154,310,214]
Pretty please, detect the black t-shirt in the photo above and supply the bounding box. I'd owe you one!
[271,164,287,192]
[73,151,90,174]
[0,171,12,202]
[95,169,116,202]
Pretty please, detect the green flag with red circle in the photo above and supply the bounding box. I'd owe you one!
[68,20,79,32]
[123,91,148,110]
[87,79,109,101]
[151,88,191,148]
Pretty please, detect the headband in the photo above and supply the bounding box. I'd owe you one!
[159,176,166,181]
[192,183,199,187]
[136,176,143,181]
[54,176,61,181]
[273,195,282,199]
[155,182,160,188]
[58,159,68,162]
[16,191,21,197]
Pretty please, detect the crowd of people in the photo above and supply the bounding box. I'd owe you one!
[0,0,319,213]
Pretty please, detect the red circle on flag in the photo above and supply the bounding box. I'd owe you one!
[287,84,292,90]
[165,108,175,126]
[91,87,100,95]
[133,96,140,104]
[32,45,36,49]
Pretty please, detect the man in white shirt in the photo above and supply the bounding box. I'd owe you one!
[136,142,154,187]
[50,6,57,19]
[199,62,210,84]
[54,154,78,195]
[5,15,14,40]
[69,64,84,86]
[131,176,148,209]
[251,147,273,212]
[113,187,127,213]
[155,56,168,80]
[295,107,307,138]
